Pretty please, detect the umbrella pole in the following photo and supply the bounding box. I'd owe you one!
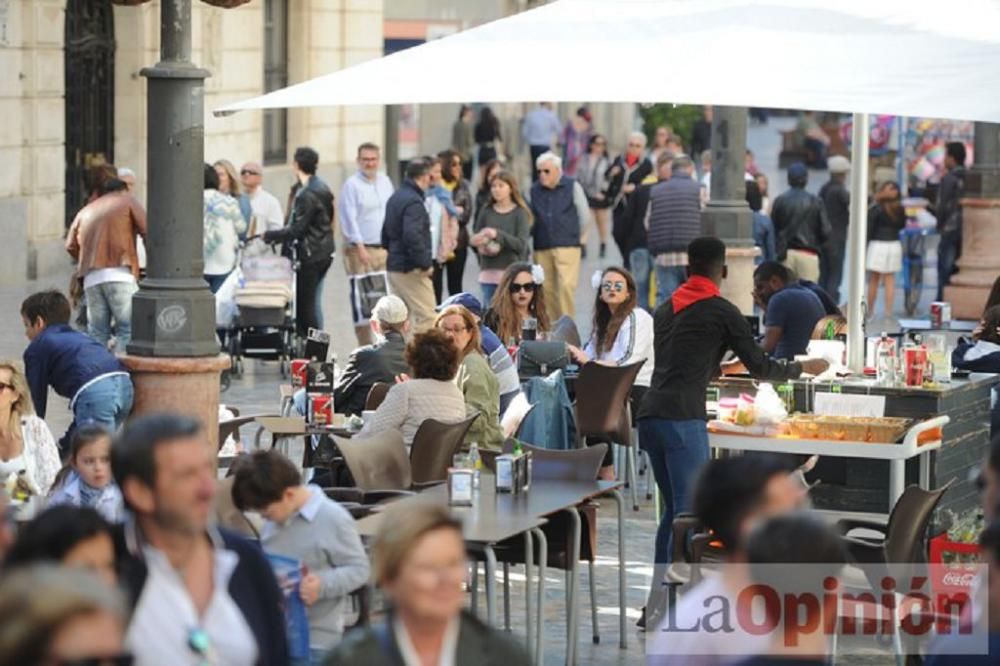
[847,112,871,373]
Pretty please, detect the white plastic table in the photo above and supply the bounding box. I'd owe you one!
[708,416,950,506]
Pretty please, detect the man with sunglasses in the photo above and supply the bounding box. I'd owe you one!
[529,152,590,320]
[239,161,284,258]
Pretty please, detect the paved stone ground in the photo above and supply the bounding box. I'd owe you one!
[0,116,919,664]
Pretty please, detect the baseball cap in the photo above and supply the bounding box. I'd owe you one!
[371,295,408,324]
[436,292,484,319]
[827,155,851,174]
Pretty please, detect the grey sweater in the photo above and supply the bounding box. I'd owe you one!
[473,206,532,270]
[260,486,370,650]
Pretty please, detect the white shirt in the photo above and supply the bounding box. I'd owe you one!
[582,308,655,387]
[647,575,773,665]
[248,187,285,233]
[393,616,460,666]
[126,542,258,666]
[339,171,394,246]
[84,266,135,290]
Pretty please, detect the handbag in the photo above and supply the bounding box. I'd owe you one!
[517,341,570,378]
[349,270,390,324]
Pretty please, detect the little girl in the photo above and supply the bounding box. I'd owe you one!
[47,424,124,523]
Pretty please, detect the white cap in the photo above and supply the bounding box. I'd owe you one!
[371,295,408,324]
[828,155,851,174]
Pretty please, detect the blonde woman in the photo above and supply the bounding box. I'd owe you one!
[435,305,504,451]
[0,360,60,497]
[213,158,252,226]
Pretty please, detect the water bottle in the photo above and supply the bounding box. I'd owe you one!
[468,442,482,490]
[876,332,897,386]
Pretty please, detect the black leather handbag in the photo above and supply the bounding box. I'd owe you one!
[517,341,570,377]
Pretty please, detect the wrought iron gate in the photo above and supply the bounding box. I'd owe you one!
[64,0,115,228]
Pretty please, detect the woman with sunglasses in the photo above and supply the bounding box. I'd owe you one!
[0,359,60,499]
[483,263,551,346]
[575,134,611,259]
[470,170,532,306]
[568,267,654,479]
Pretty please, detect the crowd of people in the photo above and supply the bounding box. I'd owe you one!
[2,104,996,664]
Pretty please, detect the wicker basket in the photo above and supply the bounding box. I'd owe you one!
[784,414,911,443]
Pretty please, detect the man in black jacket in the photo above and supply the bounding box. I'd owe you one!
[264,146,335,337]
[636,237,827,628]
[770,162,831,284]
[333,294,410,416]
[818,155,851,303]
[936,141,967,300]
[111,413,288,665]
[383,159,435,331]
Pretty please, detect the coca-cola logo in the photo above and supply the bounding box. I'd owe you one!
[941,571,976,587]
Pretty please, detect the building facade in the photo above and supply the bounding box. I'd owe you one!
[0,0,385,285]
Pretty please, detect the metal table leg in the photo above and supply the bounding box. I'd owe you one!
[566,508,581,666]
[485,545,498,626]
[610,490,627,649]
[532,527,547,666]
[525,530,534,662]
[889,460,905,507]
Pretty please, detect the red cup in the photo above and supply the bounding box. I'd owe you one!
[903,346,928,386]
[290,359,309,388]
[309,393,333,425]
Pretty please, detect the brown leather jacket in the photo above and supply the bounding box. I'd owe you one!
[65,192,147,278]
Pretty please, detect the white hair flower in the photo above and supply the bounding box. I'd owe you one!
[590,269,603,290]
[531,264,545,285]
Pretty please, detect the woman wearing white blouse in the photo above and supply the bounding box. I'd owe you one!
[0,360,60,498]
[569,267,654,479]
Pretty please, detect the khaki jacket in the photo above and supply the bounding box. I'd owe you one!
[65,192,147,278]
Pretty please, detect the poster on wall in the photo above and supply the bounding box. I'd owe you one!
[903,118,974,186]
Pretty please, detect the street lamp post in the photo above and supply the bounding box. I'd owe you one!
[122,0,229,449]
[702,105,757,313]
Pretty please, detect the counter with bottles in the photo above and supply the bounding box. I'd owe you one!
[710,373,998,520]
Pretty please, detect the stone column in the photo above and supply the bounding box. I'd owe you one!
[702,106,757,313]
[945,122,1000,319]
[122,0,228,443]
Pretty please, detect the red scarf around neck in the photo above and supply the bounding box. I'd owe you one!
[671,275,721,314]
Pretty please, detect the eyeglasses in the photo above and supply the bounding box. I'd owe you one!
[601,281,626,293]
[509,283,537,294]
[239,169,259,176]
[440,325,469,334]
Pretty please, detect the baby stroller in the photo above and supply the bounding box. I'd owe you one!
[222,242,297,378]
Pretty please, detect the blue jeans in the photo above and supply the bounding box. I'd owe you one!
[638,418,710,564]
[937,230,961,301]
[628,248,654,311]
[86,281,138,350]
[654,265,687,308]
[481,282,498,309]
[63,374,134,453]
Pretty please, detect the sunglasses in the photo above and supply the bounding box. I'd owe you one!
[509,283,537,294]
[55,656,134,666]
[239,169,259,176]
[602,281,626,293]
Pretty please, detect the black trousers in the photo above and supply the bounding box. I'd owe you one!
[819,232,847,303]
[296,257,332,338]
[432,244,468,303]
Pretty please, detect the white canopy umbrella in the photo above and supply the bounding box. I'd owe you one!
[215,0,1000,370]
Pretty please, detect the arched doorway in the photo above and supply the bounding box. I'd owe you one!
[64,0,115,227]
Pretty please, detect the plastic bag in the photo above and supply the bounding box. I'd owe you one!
[265,553,310,661]
[754,383,788,425]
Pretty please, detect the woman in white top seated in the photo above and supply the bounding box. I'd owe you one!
[0,360,60,499]
[358,329,467,448]
[568,267,654,479]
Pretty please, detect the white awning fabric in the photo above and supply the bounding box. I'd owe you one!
[215,0,1000,122]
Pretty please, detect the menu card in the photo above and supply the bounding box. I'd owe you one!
[813,392,886,418]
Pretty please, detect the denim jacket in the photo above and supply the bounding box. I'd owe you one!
[518,370,577,449]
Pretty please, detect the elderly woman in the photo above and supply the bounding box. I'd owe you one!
[436,305,504,451]
[326,500,531,665]
[358,329,466,447]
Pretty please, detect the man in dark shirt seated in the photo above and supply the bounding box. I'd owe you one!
[21,290,134,454]
[753,262,827,361]
[636,238,828,627]
[295,295,410,417]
